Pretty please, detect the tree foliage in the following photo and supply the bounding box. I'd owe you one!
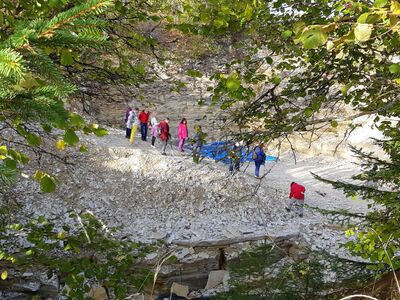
[1,0,400,297]
[0,212,153,299]
[0,0,112,193]
[172,0,400,275]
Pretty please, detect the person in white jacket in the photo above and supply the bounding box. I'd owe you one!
[127,108,139,144]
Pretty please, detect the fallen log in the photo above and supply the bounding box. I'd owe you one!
[171,232,300,248]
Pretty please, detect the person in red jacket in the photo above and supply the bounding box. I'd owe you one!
[158,118,170,155]
[138,109,151,141]
[285,182,306,217]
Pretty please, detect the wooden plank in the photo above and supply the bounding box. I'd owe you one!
[171,232,300,248]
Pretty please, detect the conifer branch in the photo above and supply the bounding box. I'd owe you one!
[38,0,113,39]
[0,48,25,79]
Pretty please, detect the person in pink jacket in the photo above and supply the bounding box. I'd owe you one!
[150,116,158,148]
[178,118,188,152]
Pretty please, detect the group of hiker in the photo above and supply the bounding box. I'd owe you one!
[227,141,266,178]
[125,107,203,156]
[125,106,306,218]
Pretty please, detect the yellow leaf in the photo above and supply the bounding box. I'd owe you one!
[56,140,66,150]
[0,145,7,155]
[391,0,400,14]
[322,23,337,32]
[1,270,8,280]
[354,23,373,42]
[33,170,45,181]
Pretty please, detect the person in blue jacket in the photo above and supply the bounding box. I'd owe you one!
[253,144,266,178]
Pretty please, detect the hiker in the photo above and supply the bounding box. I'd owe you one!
[138,109,151,141]
[286,182,306,217]
[150,115,158,148]
[192,125,204,158]
[253,144,266,178]
[125,106,132,123]
[229,142,242,172]
[178,118,188,152]
[128,107,139,144]
[158,118,170,155]
[125,107,132,138]
[245,140,252,155]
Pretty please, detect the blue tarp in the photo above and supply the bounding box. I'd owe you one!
[185,141,277,165]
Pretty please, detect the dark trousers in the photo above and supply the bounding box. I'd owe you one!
[255,161,262,177]
[151,136,156,146]
[140,123,148,141]
[126,127,131,138]
[229,160,240,172]
[162,139,168,153]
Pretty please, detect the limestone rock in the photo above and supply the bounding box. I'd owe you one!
[205,270,229,289]
[145,252,158,260]
[89,286,108,300]
[127,293,144,300]
[170,282,189,298]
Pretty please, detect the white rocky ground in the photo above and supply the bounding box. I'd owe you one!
[13,128,370,260]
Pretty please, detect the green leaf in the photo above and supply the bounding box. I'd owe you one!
[20,153,29,164]
[265,57,273,64]
[304,107,314,117]
[243,5,253,21]
[300,26,328,49]
[214,18,228,28]
[4,158,17,169]
[8,149,20,161]
[1,270,7,280]
[57,231,66,239]
[354,23,373,42]
[42,124,52,133]
[272,76,281,85]
[281,30,293,39]
[134,64,145,74]
[226,75,241,91]
[70,113,85,128]
[389,63,400,74]
[357,13,380,24]
[26,133,41,146]
[186,69,203,78]
[40,175,56,193]
[79,145,88,153]
[60,50,73,66]
[374,0,388,8]
[331,120,338,128]
[93,128,108,137]
[341,84,351,95]
[293,21,306,34]
[64,129,79,146]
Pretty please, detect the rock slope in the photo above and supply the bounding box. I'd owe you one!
[13,128,370,259]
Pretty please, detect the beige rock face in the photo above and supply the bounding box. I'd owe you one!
[89,286,108,300]
[205,270,230,289]
[170,282,189,298]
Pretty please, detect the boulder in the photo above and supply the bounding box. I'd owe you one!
[205,270,229,289]
[88,286,108,300]
[170,282,189,298]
